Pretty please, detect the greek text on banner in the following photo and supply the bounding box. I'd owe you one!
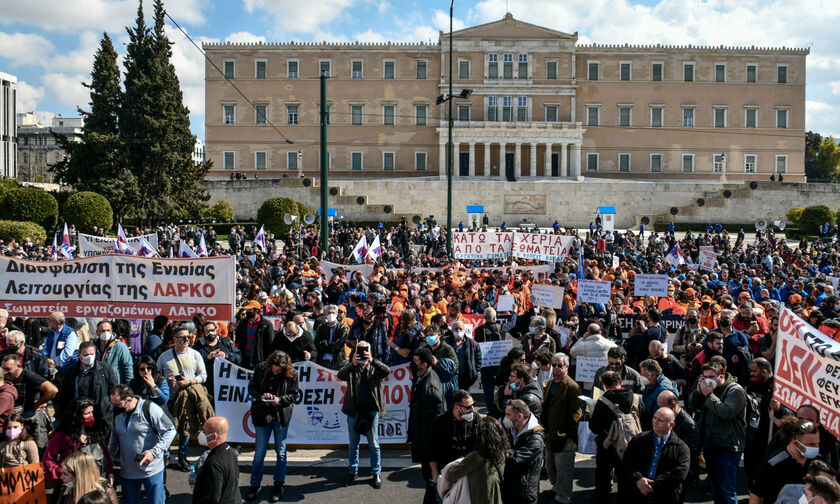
[0,462,47,504]
[78,233,159,257]
[531,284,565,309]
[213,358,412,445]
[633,274,669,297]
[577,279,611,305]
[512,233,574,263]
[453,232,513,260]
[0,255,236,321]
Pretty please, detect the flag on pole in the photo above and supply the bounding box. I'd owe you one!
[60,223,74,259]
[116,224,136,255]
[577,246,585,280]
[254,225,266,253]
[179,241,198,258]
[367,235,382,261]
[196,235,208,257]
[666,243,686,267]
[50,234,59,261]
[137,236,158,257]
[350,235,368,263]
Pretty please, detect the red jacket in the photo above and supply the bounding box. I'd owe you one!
[732,314,769,354]
[0,381,17,425]
[43,431,114,485]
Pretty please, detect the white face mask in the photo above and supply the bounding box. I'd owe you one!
[197,431,213,447]
[502,417,514,430]
[326,314,337,324]
[80,354,95,367]
[705,378,718,389]
[799,494,814,504]
[99,331,113,342]
[453,331,465,340]
[461,412,474,422]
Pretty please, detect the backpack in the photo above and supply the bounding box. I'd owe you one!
[744,390,763,440]
[601,394,643,459]
[141,398,175,438]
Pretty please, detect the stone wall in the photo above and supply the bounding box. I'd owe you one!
[206,177,840,228]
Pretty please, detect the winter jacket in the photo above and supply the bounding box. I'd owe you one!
[445,335,482,391]
[314,322,349,370]
[108,397,177,479]
[496,379,543,419]
[444,451,504,504]
[570,333,617,362]
[594,364,644,394]
[540,375,582,452]
[58,361,118,426]
[336,358,391,417]
[642,375,678,419]
[43,431,114,484]
[192,442,242,504]
[690,375,747,452]
[98,340,134,384]
[274,329,317,363]
[589,388,643,448]
[0,346,50,380]
[0,381,17,424]
[408,368,446,463]
[394,323,425,365]
[619,430,691,504]
[502,413,545,504]
[171,383,216,437]
[248,361,298,427]
[234,315,275,369]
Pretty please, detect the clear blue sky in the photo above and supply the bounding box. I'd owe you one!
[1,0,839,139]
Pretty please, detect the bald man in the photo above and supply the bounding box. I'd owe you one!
[192,417,242,504]
[620,407,691,504]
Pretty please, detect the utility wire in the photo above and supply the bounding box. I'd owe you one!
[163,10,294,144]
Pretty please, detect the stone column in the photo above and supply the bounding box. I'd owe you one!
[573,143,582,178]
[514,142,522,179]
[439,139,446,180]
[499,143,507,180]
[453,141,461,178]
[545,143,553,177]
[530,143,537,177]
[484,143,491,177]
[468,142,476,177]
[560,142,568,177]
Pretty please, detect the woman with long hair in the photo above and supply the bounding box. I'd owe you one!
[389,309,424,365]
[0,413,39,467]
[56,451,117,504]
[43,399,114,486]
[441,416,508,504]
[246,350,299,502]
[128,355,170,406]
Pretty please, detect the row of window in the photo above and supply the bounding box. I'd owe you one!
[222,150,429,171]
[586,106,789,129]
[587,60,789,83]
[222,103,430,126]
[222,58,430,80]
[586,153,788,173]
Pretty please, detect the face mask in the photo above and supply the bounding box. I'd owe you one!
[326,314,337,323]
[5,428,21,440]
[65,482,74,489]
[460,412,474,422]
[502,417,514,430]
[99,331,113,342]
[198,431,213,447]
[797,441,820,459]
[686,317,698,324]
[719,319,731,328]
[453,331,465,340]
[751,376,763,384]
[236,294,242,302]
[205,333,218,342]
[83,416,95,428]
[705,378,718,389]
[800,494,815,504]
[528,327,537,335]
[425,335,438,347]
[510,382,520,392]
[80,354,95,367]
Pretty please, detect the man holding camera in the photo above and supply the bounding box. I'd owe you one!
[336,341,391,489]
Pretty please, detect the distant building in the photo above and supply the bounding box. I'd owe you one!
[0,71,16,178]
[16,114,83,183]
[193,138,205,165]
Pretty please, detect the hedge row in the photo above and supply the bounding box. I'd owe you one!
[0,187,58,230]
[0,220,47,243]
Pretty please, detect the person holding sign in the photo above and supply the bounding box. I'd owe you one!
[336,341,391,489]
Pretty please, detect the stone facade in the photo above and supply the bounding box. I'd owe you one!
[203,14,808,183]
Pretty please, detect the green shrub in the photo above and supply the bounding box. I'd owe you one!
[257,197,303,236]
[63,191,113,233]
[0,186,58,230]
[799,205,833,235]
[786,207,804,227]
[0,179,19,201]
[0,220,47,243]
[207,200,235,221]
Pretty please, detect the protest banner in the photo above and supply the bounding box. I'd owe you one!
[265,316,284,331]
[478,340,514,367]
[575,356,608,383]
[214,358,413,445]
[555,326,571,349]
[453,232,513,260]
[461,313,485,339]
[612,256,619,268]
[320,261,374,281]
[0,254,236,321]
[773,308,840,438]
[78,233,159,257]
[512,233,574,263]
[698,247,718,272]
[496,294,516,312]
[577,279,611,305]
[829,276,840,294]
[0,462,46,504]
[608,314,685,341]
[531,284,564,309]
[633,274,669,297]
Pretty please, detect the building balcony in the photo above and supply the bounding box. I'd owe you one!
[445,120,582,131]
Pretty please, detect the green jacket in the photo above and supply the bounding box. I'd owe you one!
[691,373,747,452]
[336,359,391,417]
[99,340,134,385]
[432,341,459,375]
[446,451,505,504]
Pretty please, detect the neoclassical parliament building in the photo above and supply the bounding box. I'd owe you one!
[203,13,808,182]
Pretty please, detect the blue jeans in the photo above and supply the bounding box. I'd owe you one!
[347,413,381,475]
[178,430,190,460]
[251,422,289,487]
[704,447,742,504]
[121,470,165,504]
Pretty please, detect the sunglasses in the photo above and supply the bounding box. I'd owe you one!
[551,363,567,368]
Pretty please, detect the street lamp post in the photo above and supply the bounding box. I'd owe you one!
[447,0,454,257]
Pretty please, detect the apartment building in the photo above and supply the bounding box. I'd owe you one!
[0,71,17,179]
[204,13,807,181]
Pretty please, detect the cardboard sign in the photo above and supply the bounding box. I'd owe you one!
[453,232,513,260]
[577,279,611,304]
[698,247,718,272]
[321,261,374,281]
[633,274,669,297]
[556,326,571,349]
[0,462,47,504]
[829,276,840,294]
[496,294,516,312]
[531,284,565,309]
[478,340,514,367]
[512,233,575,263]
[575,356,608,383]
[78,232,159,257]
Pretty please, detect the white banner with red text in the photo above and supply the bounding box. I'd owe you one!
[0,254,236,321]
[774,307,840,438]
[78,232,159,257]
[213,358,412,445]
[512,233,574,263]
[453,232,514,260]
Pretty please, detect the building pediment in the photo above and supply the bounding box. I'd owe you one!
[442,13,577,42]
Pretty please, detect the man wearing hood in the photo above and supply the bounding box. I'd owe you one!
[275,321,316,363]
[95,320,134,385]
[502,399,545,504]
[689,332,724,390]
[497,363,542,418]
[540,353,581,504]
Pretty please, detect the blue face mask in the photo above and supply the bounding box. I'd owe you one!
[425,336,438,347]
[528,327,537,335]
[797,441,820,459]
[510,382,520,392]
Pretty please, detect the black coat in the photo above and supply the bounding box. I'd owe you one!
[234,316,276,369]
[314,322,349,370]
[503,422,545,504]
[0,345,50,380]
[619,430,690,504]
[59,361,118,427]
[192,442,241,504]
[274,330,317,363]
[248,362,298,427]
[589,389,640,447]
[408,369,446,463]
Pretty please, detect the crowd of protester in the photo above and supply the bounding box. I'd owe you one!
[2,218,840,504]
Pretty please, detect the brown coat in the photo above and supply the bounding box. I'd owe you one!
[540,374,582,451]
